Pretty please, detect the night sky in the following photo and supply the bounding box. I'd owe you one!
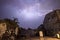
[0,0,60,29]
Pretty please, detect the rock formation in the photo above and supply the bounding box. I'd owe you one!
[0,18,20,40]
[43,9,60,36]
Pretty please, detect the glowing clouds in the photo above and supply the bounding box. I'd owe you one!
[24,13,35,19]
[17,2,52,21]
[20,3,41,20]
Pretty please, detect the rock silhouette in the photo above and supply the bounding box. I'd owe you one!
[43,9,60,36]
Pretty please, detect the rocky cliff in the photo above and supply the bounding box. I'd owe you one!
[0,18,20,40]
[43,9,60,36]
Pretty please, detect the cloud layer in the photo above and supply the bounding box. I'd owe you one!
[0,0,60,29]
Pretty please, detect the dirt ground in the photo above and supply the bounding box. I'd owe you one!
[43,37,60,40]
[24,37,60,40]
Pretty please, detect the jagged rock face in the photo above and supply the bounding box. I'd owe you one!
[43,9,60,36]
[0,23,6,37]
[0,19,20,40]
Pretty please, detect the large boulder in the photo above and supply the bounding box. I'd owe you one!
[43,9,60,36]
